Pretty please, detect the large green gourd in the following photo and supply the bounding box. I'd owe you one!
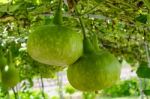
[27,0,83,66]
[67,36,121,91]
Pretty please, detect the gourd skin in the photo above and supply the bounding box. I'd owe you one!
[2,66,20,89]
[67,51,121,91]
[27,25,83,66]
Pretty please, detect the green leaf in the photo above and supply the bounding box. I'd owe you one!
[43,16,52,25]
[9,4,22,13]
[144,0,150,9]
[143,90,150,95]
[136,61,150,78]
[95,0,105,3]
[89,32,100,52]
[0,4,7,13]
[135,15,147,24]
[147,14,150,24]
[9,41,21,58]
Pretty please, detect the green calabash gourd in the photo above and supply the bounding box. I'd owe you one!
[2,64,20,89]
[67,35,121,91]
[1,50,20,90]
[27,0,83,66]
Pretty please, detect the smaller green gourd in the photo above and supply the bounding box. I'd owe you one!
[67,34,121,91]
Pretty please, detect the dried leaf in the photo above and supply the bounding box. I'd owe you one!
[66,0,79,12]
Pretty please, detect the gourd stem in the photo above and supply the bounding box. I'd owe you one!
[78,17,86,39]
[73,1,86,39]
[74,0,97,53]
[53,0,63,25]
[91,33,100,51]
[8,50,13,65]
[74,1,100,53]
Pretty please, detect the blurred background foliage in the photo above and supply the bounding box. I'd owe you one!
[0,0,150,98]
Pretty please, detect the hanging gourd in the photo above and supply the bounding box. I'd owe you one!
[1,51,20,90]
[2,64,20,89]
[67,32,121,91]
[27,0,83,66]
